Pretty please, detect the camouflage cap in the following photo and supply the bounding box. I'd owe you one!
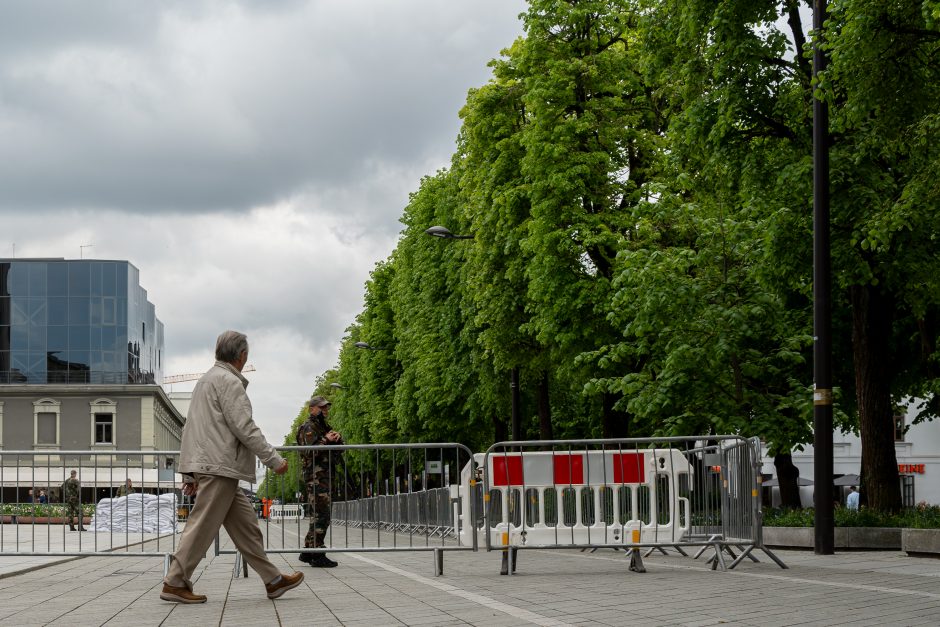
[309,395,331,407]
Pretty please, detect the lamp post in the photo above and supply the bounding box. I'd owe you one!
[812,0,834,555]
[424,226,474,240]
[354,341,388,351]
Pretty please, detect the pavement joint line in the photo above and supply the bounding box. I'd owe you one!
[347,553,574,627]
[555,551,940,601]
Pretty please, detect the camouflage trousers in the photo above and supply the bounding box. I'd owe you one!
[303,476,331,549]
[66,500,81,525]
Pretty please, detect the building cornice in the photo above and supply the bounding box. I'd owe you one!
[0,384,184,427]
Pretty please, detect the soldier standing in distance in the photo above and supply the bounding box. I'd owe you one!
[116,478,134,497]
[62,470,85,531]
[296,395,343,567]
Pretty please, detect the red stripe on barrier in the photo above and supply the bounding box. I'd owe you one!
[613,453,645,483]
[553,454,584,485]
[492,455,524,486]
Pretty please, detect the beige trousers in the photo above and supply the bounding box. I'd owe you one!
[164,473,280,588]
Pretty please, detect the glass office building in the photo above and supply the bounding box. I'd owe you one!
[0,259,164,385]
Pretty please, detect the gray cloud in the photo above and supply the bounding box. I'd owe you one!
[0,0,526,216]
[0,0,527,441]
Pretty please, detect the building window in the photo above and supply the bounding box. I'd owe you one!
[89,398,117,448]
[32,398,61,448]
[900,475,915,508]
[94,414,113,445]
[894,414,906,442]
[37,413,57,444]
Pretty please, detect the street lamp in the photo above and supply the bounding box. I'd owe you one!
[812,0,834,555]
[354,341,388,351]
[424,225,474,240]
[424,225,520,442]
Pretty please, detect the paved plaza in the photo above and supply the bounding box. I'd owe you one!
[0,524,939,626]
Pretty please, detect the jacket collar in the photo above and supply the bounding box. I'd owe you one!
[215,360,249,388]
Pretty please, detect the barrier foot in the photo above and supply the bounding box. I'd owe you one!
[729,544,756,570]
[433,548,444,577]
[628,548,646,573]
[643,546,669,558]
[709,544,727,571]
[759,545,789,570]
[500,547,518,575]
[674,545,689,557]
[243,553,249,578]
[693,534,722,560]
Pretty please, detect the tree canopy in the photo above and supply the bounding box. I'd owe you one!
[290,0,940,512]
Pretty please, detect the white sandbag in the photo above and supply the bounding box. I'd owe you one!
[90,493,178,533]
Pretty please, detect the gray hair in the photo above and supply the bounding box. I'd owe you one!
[215,330,249,363]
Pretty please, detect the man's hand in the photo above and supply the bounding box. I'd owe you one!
[274,460,289,475]
[325,430,342,444]
[182,482,199,497]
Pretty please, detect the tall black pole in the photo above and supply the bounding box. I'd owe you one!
[510,366,521,441]
[813,0,834,555]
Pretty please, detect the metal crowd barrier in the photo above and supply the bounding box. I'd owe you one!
[1,438,784,579]
[236,443,476,576]
[0,449,186,574]
[469,436,786,574]
[332,488,454,537]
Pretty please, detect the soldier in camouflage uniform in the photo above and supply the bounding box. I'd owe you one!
[116,478,134,497]
[296,395,343,567]
[62,470,85,531]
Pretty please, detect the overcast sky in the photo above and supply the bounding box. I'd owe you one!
[1,0,528,445]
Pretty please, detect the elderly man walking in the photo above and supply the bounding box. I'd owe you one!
[160,330,303,604]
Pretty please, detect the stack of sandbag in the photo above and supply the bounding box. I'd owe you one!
[90,493,178,533]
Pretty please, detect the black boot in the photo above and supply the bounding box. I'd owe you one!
[69,525,76,531]
[298,552,313,564]
[309,552,337,568]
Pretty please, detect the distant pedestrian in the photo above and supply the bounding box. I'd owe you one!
[117,479,134,497]
[160,330,303,604]
[62,470,85,531]
[38,489,48,505]
[846,486,860,510]
[296,394,343,568]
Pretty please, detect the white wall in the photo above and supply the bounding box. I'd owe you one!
[761,403,940,506]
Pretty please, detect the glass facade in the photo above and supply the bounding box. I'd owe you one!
[0,259,164,385]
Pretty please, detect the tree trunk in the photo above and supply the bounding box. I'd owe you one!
[602,392,630,439]
[851,283,902,511]
[774,453,803,509]
[492,413,508,443]
[537,371,553,440]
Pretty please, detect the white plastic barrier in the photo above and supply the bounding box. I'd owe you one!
[455,448,693,548]
[269,503,303,521]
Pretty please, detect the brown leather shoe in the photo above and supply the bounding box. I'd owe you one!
[160,583,207,604]
[265,571,304,599]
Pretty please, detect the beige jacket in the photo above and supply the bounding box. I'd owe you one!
[178,361,285,483]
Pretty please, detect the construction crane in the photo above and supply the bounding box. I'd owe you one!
[164,365,256,384]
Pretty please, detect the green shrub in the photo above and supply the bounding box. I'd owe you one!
[0,503,96,517]
[763,504,940,528]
